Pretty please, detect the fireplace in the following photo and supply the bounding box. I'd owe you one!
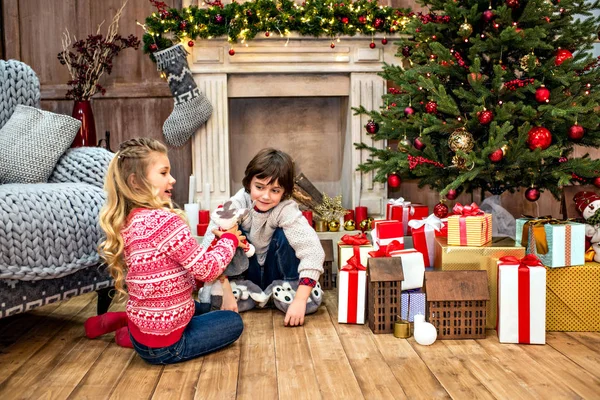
[189,33,398,216]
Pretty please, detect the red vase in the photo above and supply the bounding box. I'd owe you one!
[71,100,97,147]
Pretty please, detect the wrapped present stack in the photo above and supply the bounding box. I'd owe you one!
[386,197,429,236]
[337,233,373,325]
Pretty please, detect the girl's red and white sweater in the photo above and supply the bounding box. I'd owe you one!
[122,208,238,348]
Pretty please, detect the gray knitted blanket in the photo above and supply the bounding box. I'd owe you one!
[0,147,114,280]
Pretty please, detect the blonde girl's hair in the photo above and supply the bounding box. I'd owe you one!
[98,137,186,296]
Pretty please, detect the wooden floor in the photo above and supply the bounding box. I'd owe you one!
[1,291,600,400]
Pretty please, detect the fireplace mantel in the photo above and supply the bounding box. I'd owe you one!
[189,33,400,215]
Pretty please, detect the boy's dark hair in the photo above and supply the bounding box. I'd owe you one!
[242,148,295,200]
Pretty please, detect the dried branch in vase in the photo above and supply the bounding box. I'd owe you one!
[57,1,140,101]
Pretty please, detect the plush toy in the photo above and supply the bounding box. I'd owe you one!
[209,201,255,258]
[208,279,270,312]
[265,280,323,315]
[574,191,600,262]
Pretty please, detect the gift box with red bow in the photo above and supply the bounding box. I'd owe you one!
[386,198,429,236]
[338,246,368,324]
[368,242,425,291]
[447,203,492,246]
[408,214,446,267]
[371,220,405,250]
[337,233,374,270]
[497,255,546,344]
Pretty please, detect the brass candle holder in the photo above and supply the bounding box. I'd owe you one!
[314,220,328,232]
[394,317,412,339]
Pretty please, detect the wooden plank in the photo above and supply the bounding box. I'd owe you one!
[566,332,600,353]
[40,82,172,100]
[0,302,62,350]
[547,331,600,380]
[272,310,321,399]
[236,309,278,400]
[0,293,94,387]
[521,337,600,399]
[152,357,204,399]
[373,334,449,399]
[323,291,407,400]
[108,355,163,399]
[195,337,241,400]
[478,332,581,398]
[2,0,20,59]
[304,306,364,398]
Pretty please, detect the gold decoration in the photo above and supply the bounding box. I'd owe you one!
[501,144,509,156]
[366,217,374,230]
[520,53,540,71]
[314,220,328,232]
[452,155,468,170]
[359,219,370,231]
[314,194,346,223]
[458,22,473,37]
[328,220,340,232]
[394,319,412,338]
[448,128,474,152]
[344,220,356,231]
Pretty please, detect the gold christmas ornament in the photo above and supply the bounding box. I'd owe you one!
[458,22,473,38]
[501,144,509,156]
[366,217,374,230]
[328,220,340,232]
[448,128,474,152]
[520,53,540,71]
[452,155,468,170]
[344,220,356,231]
[359,219,370,231]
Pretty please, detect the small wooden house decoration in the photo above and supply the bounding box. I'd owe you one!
[367,257,404,334]
[319,239,334,290]
[424,270,489,339]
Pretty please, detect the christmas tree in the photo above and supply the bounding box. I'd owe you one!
[355,0,600,203]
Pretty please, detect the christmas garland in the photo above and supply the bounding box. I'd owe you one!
[142,0,414,60]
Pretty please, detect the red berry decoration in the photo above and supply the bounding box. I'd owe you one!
[434,202,449,218]
[482,10,494,22]
[381,38,388,45]
[373,18,384,29]
[180,21,187,30]
[365,120,379,134]
[402,46,411,57]
[594,177,600,188]
[535,86,551,103]
[488,148,504,163]
[506,0,520,9]
[478,109,494,125]
[369,42,376,49]
[446,189,458,200]
[568,124,585,141]
[525,187,541,202]
[404,106,415,116]
[215,14,225,24]
[414,137,426,151]
[555,49,573,66]
[387,174,401,188]
[188,40,194,47]
[150,44,158,52]
[527,126,552,150]
[229,48,236,56]
[558,157,568,163]
[425,101,438,114]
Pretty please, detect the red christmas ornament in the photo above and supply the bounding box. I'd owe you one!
[446,189,458,200]
[381,38,388,45]
[365,120,379,134]
[404,106,415,116]
[387,174,401,188]
[228,48,236,56]
[265,31,271,37]
[341,17,349,24]
[369,42,376,49]
[506,0,520,9]
[488,148,504,163]
[594,177,600,188]
[150,44,158,52]
[358,15,367,24]
[482,10,494,22]
[555,49,573,66]
[535,86,551,103]
[478,110,494,125]
[568,124,585,141]
[434,202,449,218]
[373,18,384,29]
[425,101,438,114]
[525,187,541,202]
[331,43,335,49]
[188,40,195,47]
[527,126,552,150]
[402,46,411,57]
[414,137,426,151]
[215,14,225,24]
[179,21,187,30]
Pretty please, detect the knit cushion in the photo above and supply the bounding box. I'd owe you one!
[0,105,81,184]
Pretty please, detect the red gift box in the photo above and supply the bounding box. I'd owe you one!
[385,198,428,236]
[408,215,446,267]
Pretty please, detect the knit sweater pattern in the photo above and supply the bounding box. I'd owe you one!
[203,189,324,282]
[122,208,237,347]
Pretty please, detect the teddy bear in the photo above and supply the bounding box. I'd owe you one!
[264,280,323,315]
[208,279,270,312]
[574,191,600,262]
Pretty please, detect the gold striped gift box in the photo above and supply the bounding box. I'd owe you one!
[447,213,493,246]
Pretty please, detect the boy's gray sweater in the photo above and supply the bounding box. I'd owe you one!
[201,188,324,282]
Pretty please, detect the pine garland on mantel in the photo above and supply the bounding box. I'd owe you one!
[142,0,415,60]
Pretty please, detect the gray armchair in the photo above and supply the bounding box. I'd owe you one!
[0,60,114,318]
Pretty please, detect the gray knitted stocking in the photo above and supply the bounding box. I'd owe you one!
[155,44,212,147]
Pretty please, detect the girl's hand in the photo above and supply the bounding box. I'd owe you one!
[220,278,239,313]
[213,224,247,249]
[284,297,306,327]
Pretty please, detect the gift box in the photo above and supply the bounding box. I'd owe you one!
[400,289,426,322]
[385,198,429,235]
[516,217,585,268]
[338,250,368,324]
[435,236,526,329]
[390,249,425,290]
[408,214,446,267]
[546,262,600,331]
[497,256,546,344]
[447,203,492,246]
[337,233,374,270]
[371,220,405,248]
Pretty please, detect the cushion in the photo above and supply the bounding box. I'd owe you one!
[0,105,81,184]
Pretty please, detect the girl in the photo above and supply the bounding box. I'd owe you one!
[202,148,324,327]
[84,138,245,365]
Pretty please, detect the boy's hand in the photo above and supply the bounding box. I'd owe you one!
[220,278,239,313]
[284,298,306,326]
[213,224,247,249]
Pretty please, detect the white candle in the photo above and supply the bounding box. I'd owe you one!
[203,183,211,210]
[188,175,196,205]
[184,203,199,233]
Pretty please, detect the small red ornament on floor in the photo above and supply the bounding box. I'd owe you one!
[370,42,376,49]
[365,120,379,134]
[229,48,235,56]
[488,148,504,163]
[387,174,401,188]
[527,126,552,150]
[535,86,550,103]
[446,189,458,200]
[568,124,585,141]
[555,49,573,65]
[525,187,540,202]
[478,109,494,125]
[425,101,438,114]
[434,202,449,218]
[594,177,600,188]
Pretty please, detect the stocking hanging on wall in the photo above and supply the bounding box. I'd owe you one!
[154,44,213,147]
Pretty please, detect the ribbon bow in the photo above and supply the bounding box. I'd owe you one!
[408,214,444,231]
[452,202,484,216]
[388,197,415,216]
[340,254,367,271]
[498,254,543,268]
[368,240,404,258]
[340,233,370,246]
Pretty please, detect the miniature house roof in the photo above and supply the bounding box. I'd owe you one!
[367,257,404,282]
[424,270,489,301]
[320,239,333,263]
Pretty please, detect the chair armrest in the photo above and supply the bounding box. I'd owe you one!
[48,147,114,188]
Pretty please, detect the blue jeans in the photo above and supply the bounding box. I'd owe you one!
[246,228,300,290]
[130,301,243,365]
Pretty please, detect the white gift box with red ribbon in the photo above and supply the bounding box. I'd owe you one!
[338,245,368,324]
[408,214,446,268]
[388,248,425,290]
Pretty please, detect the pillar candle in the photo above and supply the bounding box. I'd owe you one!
[184,203,199,233]
[199,209,210,224]
[344,209,355,222]
[197,223,209,236]
[355,206,368,225]
[188,175,196,204]
[302,210,313,227]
